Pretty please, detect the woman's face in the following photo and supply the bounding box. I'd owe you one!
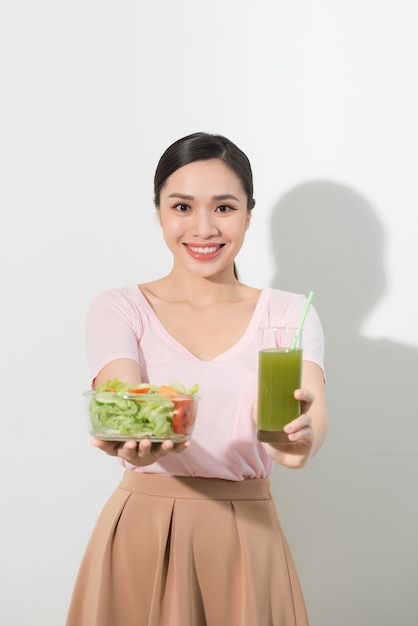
[157,159,251,278]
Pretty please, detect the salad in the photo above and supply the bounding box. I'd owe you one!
[85,378,200,441]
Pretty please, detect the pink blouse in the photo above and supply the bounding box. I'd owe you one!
[86,286,325,480]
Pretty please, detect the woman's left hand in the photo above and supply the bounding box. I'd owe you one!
[254,361,328,469]
[254,389,316,469]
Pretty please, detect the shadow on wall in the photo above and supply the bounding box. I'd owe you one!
[269,181,418,626]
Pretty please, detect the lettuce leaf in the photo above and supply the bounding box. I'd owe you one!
[88,378,199,438]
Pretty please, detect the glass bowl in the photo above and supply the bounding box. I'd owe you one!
[84,390,199,442]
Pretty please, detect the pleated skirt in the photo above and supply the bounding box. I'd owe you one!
[66,471,309,626]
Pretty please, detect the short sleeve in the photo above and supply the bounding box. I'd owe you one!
[268,290,325,376]
[86,288,144,383]
[298,303,325,374]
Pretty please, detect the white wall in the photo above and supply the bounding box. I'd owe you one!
[1,1,417,625]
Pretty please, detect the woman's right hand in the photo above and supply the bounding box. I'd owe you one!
[90,360,191,466]
[91,437,190,467]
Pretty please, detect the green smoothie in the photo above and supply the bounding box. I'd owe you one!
[257,347,302,442]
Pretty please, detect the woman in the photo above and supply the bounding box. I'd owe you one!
[66,132,328,626]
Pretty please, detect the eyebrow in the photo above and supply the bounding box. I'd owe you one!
[167,193,240,201]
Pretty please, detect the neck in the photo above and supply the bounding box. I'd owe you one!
[160,268,242,305]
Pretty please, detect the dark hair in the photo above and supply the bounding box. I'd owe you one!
[153,132,256,211]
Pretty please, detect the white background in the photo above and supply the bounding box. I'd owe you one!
[1,1,417,624]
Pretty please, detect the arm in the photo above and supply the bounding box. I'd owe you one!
[259,360,328,469]
[92,358,142,390]
[91,358,190,465]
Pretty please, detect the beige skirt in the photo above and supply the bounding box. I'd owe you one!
[66,471,308,626]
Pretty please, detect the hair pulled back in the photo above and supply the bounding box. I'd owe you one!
[154,132,256,211]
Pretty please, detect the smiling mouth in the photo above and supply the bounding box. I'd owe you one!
[184,244,225,255]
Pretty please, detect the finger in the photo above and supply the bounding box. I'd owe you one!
[130,439,173,460]
[135,439,154,457]
[287,425,313,442]
[285,417,313,445]
[116,440,140,461]
[172,440,190,453]
[252,402,258,424]
[159,440,175,455]
[284,414,312,434]
[294,388,314,403]
[91,438,121,456]
[91,437,110,449]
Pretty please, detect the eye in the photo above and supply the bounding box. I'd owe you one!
[215,205,235,213]
[173,203,191,213]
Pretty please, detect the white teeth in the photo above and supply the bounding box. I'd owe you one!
[188,245,220,254]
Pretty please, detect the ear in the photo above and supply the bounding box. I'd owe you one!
[245,210,252,230]
[153,197,162,226]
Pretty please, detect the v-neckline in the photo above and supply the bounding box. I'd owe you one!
[134,285,271,362]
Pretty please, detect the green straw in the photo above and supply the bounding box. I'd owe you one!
[291,291,315,349]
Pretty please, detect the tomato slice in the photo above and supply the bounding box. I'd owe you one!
[157,385,179,396]
[127,387,151,394]
[171,397,195,435]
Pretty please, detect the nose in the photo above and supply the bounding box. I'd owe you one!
[191,209,220,239]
